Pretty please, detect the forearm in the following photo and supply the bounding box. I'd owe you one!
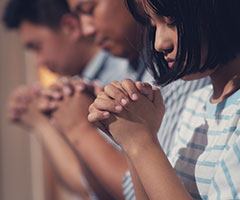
[67,125,128,199]
[34,122,90,197]
[124,155,149,200]
[125,135,192,200]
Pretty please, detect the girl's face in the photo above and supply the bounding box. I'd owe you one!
[143,1,213,80]
[143,3,178,69]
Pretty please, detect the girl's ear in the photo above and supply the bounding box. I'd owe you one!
[60,14,82,41]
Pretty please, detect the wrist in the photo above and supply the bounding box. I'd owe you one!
[34,118,55,140]
[34,116,51,132]
[65,122,95,143]
[122,132,159,158]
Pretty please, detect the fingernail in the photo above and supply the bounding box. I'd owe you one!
[121,98,128,106]
[131,93,138,101]
[103,112,110,117]
[115,105,123,112]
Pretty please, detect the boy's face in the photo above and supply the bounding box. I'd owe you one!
[19,21,84,76]
[67,0,142,61]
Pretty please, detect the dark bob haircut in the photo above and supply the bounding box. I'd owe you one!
[126,0,240,85]
[3,0,70,30]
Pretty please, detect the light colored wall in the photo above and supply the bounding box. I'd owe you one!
[0,1,45,199]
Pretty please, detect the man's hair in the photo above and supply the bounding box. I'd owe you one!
[3,0,71,29]
[126,0,240,85]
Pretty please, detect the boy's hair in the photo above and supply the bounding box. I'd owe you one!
[3,0,70,30]
[126,0,240,85]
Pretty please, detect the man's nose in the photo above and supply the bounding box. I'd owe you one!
[80,15,96,36]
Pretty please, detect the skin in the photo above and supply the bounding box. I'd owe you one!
[9,0,153,199]
[37,78,154,199]
[67,0,143,62]
[8,82,120,199]
[9,13,109,198]
[10,5,139,198]
[87,2,240,200]
[8,80,130,199]
[42,0,146,198]
[8,85,93,198]
[19,15,99,76]
[49,80,127,199]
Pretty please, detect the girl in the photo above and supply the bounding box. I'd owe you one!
[88,0,240,199]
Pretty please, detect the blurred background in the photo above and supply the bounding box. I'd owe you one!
[0,1,70,199]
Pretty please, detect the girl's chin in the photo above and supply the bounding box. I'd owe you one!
[168,62,175,69]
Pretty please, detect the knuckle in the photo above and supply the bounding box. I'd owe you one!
[104,84,111,92]
[94,99,102,107]
[111,81,120,86]
[122,79,133,85]
[122,79,135,90]
[97,91,106,98]
[88,105,93,112]
[88,114,93,122]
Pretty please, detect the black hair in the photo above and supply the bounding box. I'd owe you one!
[126,0,240,85]
[2,0,71,29]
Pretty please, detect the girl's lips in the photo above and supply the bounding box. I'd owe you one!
[165,58,175,69]
[167,61,175,69]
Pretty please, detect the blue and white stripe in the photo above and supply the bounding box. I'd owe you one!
[169,85,240,199]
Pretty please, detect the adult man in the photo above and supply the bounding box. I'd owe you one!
[66,0,210,199]
[4,0,132,199]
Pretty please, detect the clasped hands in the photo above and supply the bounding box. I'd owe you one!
[8,77,99,133]
[88,79,165,151]
[8,77,165,152]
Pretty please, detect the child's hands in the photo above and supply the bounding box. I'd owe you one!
[88,79,165,150]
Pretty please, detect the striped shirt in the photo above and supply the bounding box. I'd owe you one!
[122,77,211,200]
[169,85,240,199]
